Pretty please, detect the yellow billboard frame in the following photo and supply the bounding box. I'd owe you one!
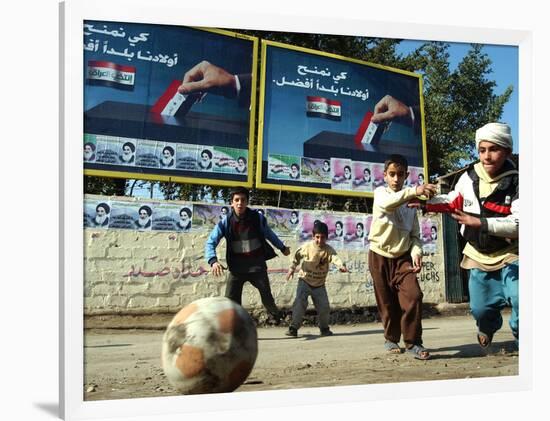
[256,39,429,198]
[83,26,259,189]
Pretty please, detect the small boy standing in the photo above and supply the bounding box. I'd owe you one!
[368,154,436,359]
[285,221,348,337]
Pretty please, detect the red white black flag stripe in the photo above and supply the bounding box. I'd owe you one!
[306,96,342,121]
[86,60,136,90]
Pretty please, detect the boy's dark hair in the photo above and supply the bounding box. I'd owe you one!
[384,154,408,171]
[312,221,329,236]
[229,186,250,201]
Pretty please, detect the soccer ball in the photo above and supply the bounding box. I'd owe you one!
[161,296,258,394]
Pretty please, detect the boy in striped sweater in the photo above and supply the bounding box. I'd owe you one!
[205,187,291,323]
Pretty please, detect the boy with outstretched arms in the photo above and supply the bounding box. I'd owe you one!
[205,187,291,322]
[421,123,519,351]
[285,221,348,337]
[368,154,437,359]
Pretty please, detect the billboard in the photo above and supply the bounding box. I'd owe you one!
[83,21,258,187]
[257,40,428,197]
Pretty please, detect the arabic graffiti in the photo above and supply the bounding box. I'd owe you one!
[365,273,374,293]
[125,264,209,279]
[83,23,178,68]
[273,64,369,101]
[123,265,334,280]
[347,258,367,274]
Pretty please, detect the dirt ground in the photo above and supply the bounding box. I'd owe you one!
[83,313,518,401]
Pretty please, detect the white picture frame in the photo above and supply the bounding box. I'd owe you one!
[58,1,536,420]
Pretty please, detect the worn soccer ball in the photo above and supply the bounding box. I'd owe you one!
[161,296,258,394]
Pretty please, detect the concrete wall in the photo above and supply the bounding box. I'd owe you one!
[84,197,446,315]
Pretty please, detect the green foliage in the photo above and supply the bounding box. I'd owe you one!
[84,176,127,196]
[85,30,513,210]
[417,43,512,176]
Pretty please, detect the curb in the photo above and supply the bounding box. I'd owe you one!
[84,302,475,330]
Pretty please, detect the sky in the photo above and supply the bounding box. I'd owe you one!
[397,39,519,153]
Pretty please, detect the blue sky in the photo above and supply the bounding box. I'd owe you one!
[397,40,519,153]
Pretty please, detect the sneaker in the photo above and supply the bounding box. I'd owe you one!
[320,328,333,336]
[285,327,298,337]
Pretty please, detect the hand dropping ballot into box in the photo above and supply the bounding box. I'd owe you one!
[355,111,390,146]
[151,80,204,117]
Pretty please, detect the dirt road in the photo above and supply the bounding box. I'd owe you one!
[83,314,518,401]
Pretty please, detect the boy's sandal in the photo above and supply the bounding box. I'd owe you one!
[384,341,402,354]
[477,331,493,349]
[405,344,431,360]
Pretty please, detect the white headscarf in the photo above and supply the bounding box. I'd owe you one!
[475,122,513,150]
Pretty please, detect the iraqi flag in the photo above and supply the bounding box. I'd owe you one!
[86,61,136,90]
[151,80,202,117]
[306,96,342,121]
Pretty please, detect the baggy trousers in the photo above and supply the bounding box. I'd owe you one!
[368,250,424,347]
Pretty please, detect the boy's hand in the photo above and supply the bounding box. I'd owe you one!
[286,269,294,281]
[451,209,482,227]
[339,266,349,273]
[282,246,291,256]
[416,183,437,200]
[211,262,225,277]
[412,255,422,273]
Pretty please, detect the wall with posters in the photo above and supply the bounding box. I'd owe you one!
[83,195,446,315]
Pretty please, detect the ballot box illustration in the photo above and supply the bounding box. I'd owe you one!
[303,131,423,167]
[85,101,248,150]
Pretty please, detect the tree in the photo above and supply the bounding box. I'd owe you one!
[417,43,512,177]
[84,176,126,196]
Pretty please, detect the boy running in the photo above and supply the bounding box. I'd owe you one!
[422,122,519,351]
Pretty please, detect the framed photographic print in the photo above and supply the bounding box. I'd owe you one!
[60,0,533,420]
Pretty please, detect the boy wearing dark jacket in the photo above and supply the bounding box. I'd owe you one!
[205,187,290,321]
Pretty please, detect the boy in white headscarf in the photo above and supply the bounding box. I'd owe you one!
[421,122,519,352]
